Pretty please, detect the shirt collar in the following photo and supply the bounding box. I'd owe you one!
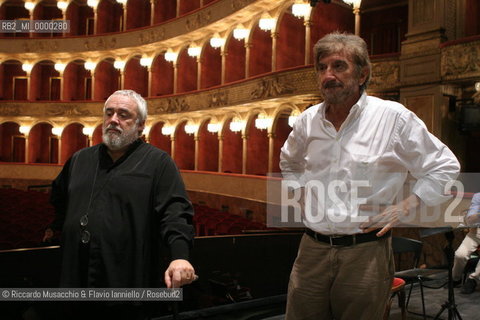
[318,92,368,119]
[351,92,368,117]
[99,138,144,169]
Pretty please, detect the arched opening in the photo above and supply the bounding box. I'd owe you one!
[126,0,150,30]
[124,56,148,97]
[153,0,176,24]
[272,111,293,174]
[361,3,408,55]
[0,0,29,38]
[96,0,122,34]
[246,114,268,175]
[92,124,103,146]
[0,60,27,100]
[176,48,198,94]
[276,10,305,69]
[63,60,91,101]
[94,58,119,100]
[149,122,171,155]
[28,123,57,163]
[200,44,221,89]
[61,123,87,163]
[225,33,246,83]
[197,119,219,171]
[30,60,60,101]
[174,121,195,170]
[32,0,63,37]
[151,54,174,96]
[221,118,242,174]
[465,0,480,36]
[0,122,24,162]
[66,1,94,36]
[249,24,272,77]
[309,2,353,61]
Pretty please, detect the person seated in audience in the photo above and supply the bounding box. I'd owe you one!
[452,193,480,294]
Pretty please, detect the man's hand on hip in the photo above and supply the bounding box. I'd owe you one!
[360,194,420,236]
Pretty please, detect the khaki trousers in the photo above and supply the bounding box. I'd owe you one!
[286,233,394,320]
[452,230,480,283]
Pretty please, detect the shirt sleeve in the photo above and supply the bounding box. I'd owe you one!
[393,111,460,206]
[49,157,72,232]
[154,154,195,261]
[466,193,480,226]
[279,113,307,186]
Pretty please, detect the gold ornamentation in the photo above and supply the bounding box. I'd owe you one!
[138,29,165,45]
[231,0,252,10]
[209,90,228,107]
[0,105,21,116]
[442,43,480,78]
[370,61,400,89]
[185,11,211,31]
[46,105,92,116]
[22,41,59,53]
[250,77,295,99]
[153,98,189,113]
[84,38,117,50]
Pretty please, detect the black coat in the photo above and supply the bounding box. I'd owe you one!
[50,139,194,288]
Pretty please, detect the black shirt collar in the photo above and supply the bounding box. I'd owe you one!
[99,139,144,170]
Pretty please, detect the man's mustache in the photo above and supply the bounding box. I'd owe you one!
[104,125,123,134]
[323,80,343,89]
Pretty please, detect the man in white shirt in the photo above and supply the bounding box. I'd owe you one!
[280,32,460,320]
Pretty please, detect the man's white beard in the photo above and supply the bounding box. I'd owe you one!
[102,123,139,151]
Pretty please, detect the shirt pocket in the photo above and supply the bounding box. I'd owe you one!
[351,153,380,182]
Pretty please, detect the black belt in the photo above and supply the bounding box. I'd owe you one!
[305,228,391,246]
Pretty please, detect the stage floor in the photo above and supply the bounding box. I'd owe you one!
[388,281,480,320]
[261,283,480,320]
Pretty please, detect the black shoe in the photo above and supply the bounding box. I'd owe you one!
[461,278,477,294]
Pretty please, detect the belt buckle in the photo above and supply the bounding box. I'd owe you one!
[329,234,343,247]
[329,234,357,246]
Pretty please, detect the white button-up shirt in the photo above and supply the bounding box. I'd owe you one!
[280,93,460,235]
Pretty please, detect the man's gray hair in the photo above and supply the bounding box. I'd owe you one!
[104,90,147,124]
[313,32,371,93]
